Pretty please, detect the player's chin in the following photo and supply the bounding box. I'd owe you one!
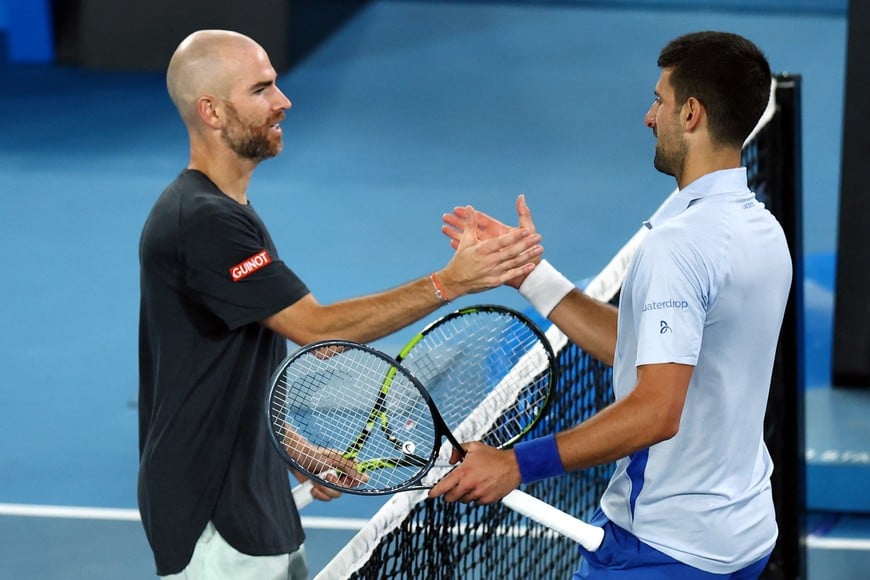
[264,128,284,154]
[270,134,284,154]
[261,140,283,160]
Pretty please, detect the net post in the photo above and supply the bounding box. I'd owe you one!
[757,73,807,580]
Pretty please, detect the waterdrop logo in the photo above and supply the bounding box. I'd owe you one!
[642,298,689,312]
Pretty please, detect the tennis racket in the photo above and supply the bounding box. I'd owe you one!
[289,304,554,508]
[267,338,604,551]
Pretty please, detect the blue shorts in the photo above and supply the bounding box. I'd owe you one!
[572,509,770,580]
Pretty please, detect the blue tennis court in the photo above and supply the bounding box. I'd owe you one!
[1,1,867,577]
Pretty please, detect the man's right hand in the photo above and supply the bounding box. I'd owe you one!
[441,194,540,289]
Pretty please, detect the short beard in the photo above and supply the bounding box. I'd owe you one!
[652,133,686,179]
[653,146,676,176]
[221,102,282,161]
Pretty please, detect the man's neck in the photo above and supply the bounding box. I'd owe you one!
[676,148,742,190]
[188,148,256,204]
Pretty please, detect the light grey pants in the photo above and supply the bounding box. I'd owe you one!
[160,521,309,580]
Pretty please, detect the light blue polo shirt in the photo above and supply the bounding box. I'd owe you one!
[600,168,792,573]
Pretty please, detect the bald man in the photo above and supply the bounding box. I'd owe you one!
[138,30,542,579]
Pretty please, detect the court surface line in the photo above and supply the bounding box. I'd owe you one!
[0,503,368,530]
[3,503,869,551]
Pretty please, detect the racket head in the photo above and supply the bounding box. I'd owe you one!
[265,340,455,496]
[396,304,557,449]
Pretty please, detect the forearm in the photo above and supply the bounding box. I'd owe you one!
[265,276,444,345]
[555,397,661,471]
[312,277,447,343]
[517,260,618,365]
[554,363,690,471]
[548,290,618,366]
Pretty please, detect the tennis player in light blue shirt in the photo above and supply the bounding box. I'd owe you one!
[432,31,791,579]
[600,166,789,574]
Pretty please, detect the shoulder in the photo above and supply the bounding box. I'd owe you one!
[642,216,709,262]
[647,195,737,255]
[167,172,256,232]
[148,171,224,219]
[636,207,725,289]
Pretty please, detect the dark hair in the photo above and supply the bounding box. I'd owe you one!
[658,31,771,147]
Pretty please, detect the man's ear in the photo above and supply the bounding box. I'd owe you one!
[682,97,704,131]
[196,96,222,129]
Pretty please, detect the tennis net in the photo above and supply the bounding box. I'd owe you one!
[316,74,803,580]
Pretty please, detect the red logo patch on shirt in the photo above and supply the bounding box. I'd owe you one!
[230,250,272,282]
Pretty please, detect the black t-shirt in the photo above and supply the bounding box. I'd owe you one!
[138,170,310,575]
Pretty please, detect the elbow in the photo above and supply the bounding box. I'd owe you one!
[262,314,318,346]
[652,413,681,443]
[658,421,680,442]
[636,400,682,445]
[262,295,335,345]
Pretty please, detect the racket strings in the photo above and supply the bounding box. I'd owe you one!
[270,345,440,494]
[399,310,553,449]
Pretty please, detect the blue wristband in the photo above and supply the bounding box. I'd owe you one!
[513,434,565,483]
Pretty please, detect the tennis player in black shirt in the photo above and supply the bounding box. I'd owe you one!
[138,29,543,579]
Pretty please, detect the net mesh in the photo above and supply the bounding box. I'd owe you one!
[316,75,800,580]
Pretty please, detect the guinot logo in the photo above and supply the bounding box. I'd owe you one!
[230,250,272,282]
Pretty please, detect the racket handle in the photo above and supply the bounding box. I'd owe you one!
[292,480,315,509]
[501,489,604,552]
[292,468,341,510]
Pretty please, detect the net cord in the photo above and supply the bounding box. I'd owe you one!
[314,77,779,580]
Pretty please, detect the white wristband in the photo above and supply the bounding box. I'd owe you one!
[518,260,574,317]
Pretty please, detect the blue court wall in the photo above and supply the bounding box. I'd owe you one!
[0,0,848,65]
[417,0,846,14]
[1,0,53,63]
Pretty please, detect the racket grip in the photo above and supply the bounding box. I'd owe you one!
[292,480,315,509]
[292,468,341,510]
[501,489,604,552]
